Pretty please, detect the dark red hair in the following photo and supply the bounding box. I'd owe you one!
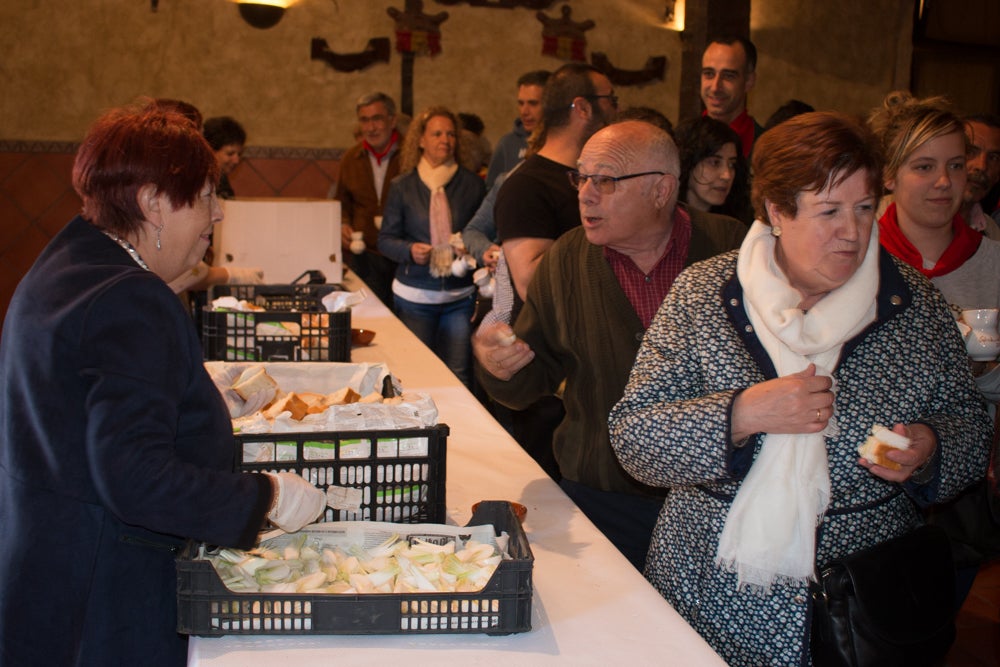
[751,112,882,224]
[72,103,218,236]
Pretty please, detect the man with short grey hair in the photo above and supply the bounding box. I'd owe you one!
[334,92,401,306]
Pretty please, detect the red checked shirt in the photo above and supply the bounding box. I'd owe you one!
[603,206,692,328]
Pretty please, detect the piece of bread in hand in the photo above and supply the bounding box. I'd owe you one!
[263,391,310,420]
[857,424,910,471]
[231,366,278,401]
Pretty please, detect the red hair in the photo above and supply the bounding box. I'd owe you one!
[72,103,218,236]
[751,112,882,224]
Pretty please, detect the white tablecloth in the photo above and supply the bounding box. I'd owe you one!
[188,281,726,666]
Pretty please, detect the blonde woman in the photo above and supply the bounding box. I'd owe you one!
[870,91,1000,608]
[378,106,485,387]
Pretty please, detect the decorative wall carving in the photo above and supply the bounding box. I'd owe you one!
[591,52,667,86]
[310,37,391,72]
[434,0,556,8]
[536,5,594,62]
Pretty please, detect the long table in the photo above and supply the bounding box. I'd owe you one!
[188,281,726,666]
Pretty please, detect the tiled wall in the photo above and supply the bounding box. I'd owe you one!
[0,142,342,330]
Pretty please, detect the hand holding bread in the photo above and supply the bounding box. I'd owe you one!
[857,423,937,483]
[858,425,910,471]
[472,322,534,381]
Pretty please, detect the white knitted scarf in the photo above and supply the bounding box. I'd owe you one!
[417,157,458,277]
[717,220,879,591]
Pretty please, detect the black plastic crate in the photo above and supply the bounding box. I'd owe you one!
[176,500,533,636]
[203,284,350,362]
[235,425,448,524]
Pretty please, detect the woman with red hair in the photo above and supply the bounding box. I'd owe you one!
[0,102,324,666]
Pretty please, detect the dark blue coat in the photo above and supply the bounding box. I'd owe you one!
[0,217,271,666]
[377,166,485,292]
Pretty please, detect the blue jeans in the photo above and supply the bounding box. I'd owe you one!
[394,294,476,388]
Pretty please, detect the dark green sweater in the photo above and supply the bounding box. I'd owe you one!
[477,208,746,495]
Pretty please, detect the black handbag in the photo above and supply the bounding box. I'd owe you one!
[810,524,957,667]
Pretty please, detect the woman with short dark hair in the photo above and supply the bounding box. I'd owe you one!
[203,115,246,198]
[675,116,752,224]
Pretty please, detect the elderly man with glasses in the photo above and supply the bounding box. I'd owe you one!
[474,120,745,570]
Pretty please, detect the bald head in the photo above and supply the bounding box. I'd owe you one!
[586,120,680,178]
[575,120,681,255]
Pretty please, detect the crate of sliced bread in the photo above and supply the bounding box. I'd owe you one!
[207,361,447,524]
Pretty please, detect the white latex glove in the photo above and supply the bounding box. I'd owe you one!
[265,472,326,532]
[226,267,265,284]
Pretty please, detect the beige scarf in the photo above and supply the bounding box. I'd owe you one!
[718,220,879,592]
[417,157,459,277]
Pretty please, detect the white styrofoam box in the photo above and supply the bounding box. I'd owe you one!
[214,198,343,284]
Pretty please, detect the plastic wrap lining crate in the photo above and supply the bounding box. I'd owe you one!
[202,284,350,362]
[235,424,448,524]
[176,501,533,636]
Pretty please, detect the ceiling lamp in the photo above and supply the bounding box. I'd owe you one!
[237,1,289,30]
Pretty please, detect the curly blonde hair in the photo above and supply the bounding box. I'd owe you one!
[399,106,461,173]
[867,91,966,185]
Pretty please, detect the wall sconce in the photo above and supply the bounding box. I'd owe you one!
[236,0,290,30]
[663,0,685,32]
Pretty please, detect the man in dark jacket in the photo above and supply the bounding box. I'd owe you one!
[335,92,402,307]
[485,69,550,190]
[474,120,746,570]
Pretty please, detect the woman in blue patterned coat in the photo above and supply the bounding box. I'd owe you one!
[609,112,991,666]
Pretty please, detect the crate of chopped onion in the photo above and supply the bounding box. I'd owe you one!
[176,501,533,636]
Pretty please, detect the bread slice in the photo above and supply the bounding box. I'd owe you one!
[325,387,361,405]
[263,391,310,420]
[231,366,278,401]
[858,424,910,471]
[358,391,384,404]
[296,392,329,414]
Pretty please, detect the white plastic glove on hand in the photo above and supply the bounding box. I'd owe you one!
[265,472,326,532]
[226,267,265,284]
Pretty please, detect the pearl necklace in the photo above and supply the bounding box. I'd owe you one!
[103,230,150,271]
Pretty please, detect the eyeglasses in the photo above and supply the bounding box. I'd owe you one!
[585,94,619,109]
[567,170,666,194]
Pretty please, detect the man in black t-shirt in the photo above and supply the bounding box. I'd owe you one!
[485,63,617,481]
[494,63,617,323]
